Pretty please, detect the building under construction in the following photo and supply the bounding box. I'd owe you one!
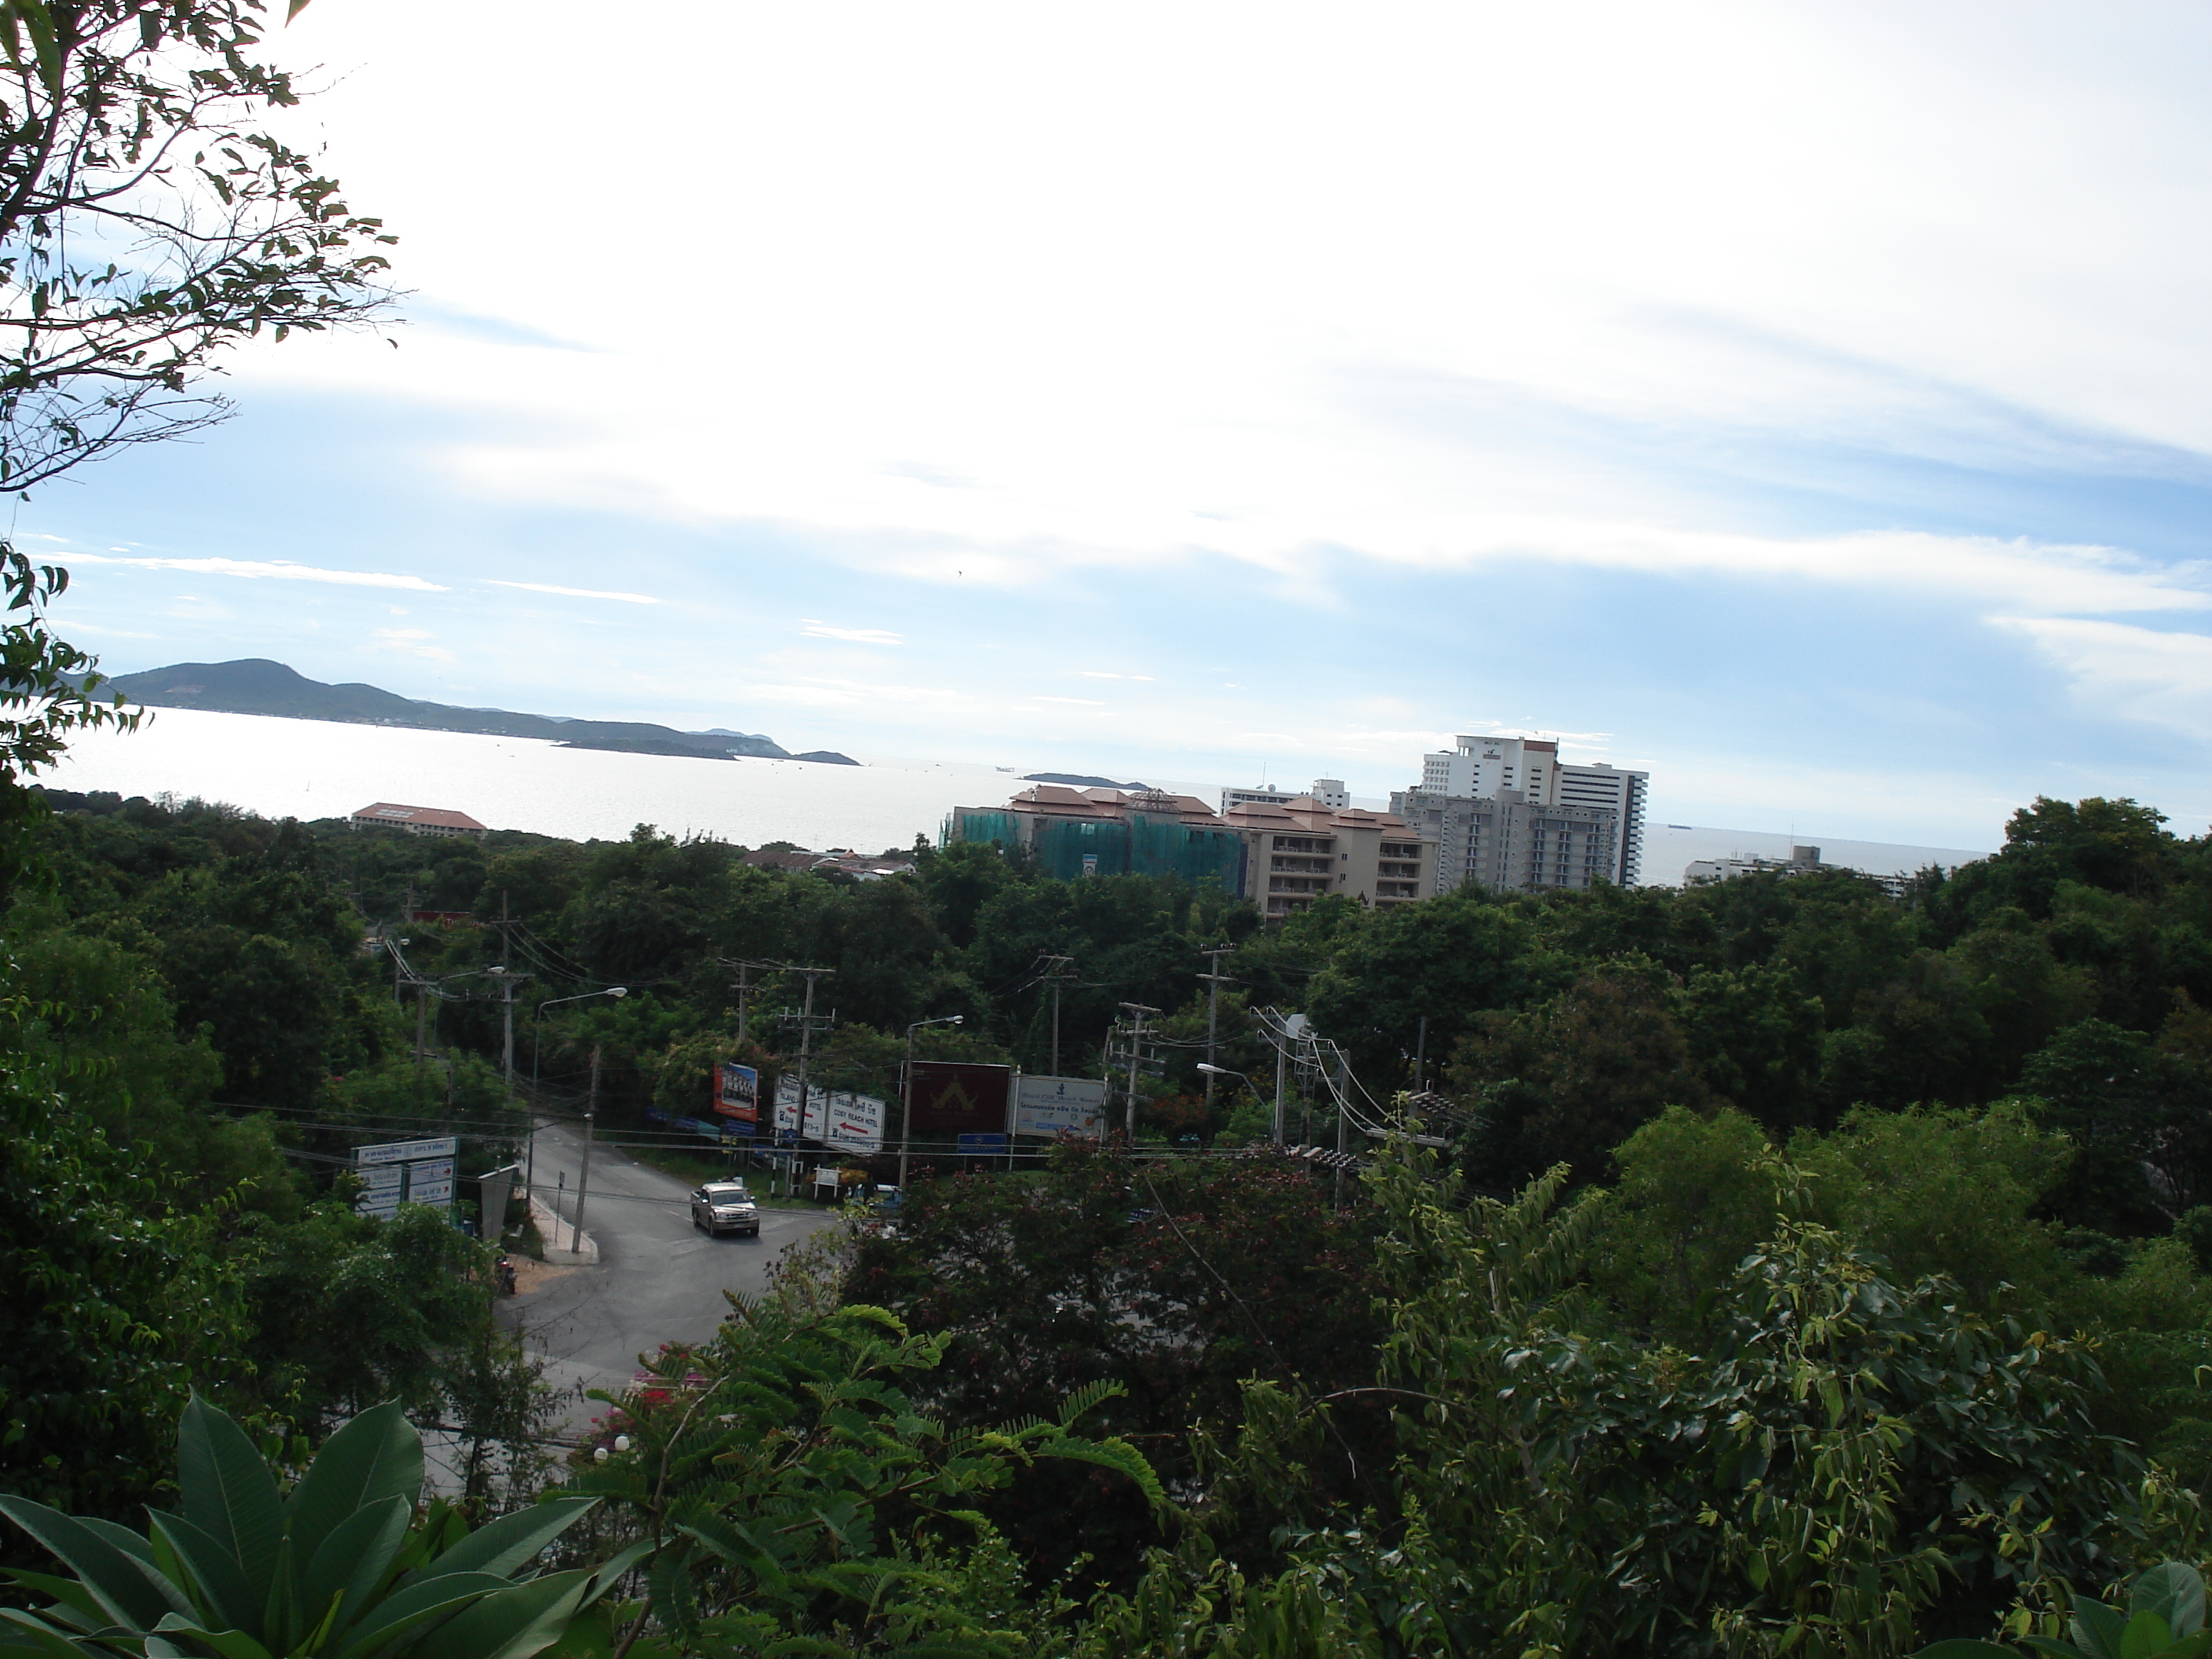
[943,783,1436,915]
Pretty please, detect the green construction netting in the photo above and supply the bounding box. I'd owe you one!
[950,809,1246,890]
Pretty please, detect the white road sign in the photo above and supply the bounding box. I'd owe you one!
[356,1136,459,1166]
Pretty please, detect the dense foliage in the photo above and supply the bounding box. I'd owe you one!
[10,777,2212,1651]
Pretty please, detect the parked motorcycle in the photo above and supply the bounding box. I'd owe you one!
[494,1254,518,1296]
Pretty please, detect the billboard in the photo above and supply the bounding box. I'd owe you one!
[906,1062,1013,1138]
[1014,1075,1108,1138]
[354,1137,458,1218]
[712,1061,760,1122]
[770,1075,884,1152]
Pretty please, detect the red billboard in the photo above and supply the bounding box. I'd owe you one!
[906,1061,1012,1137]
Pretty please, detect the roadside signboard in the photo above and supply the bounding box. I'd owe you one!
[712,1062,760,1123]
[813,1090,885,1154]
[907,1063,1013,1138]
[356,1136,458,1166]
[1014,1075,1108,1138]
[957,1133,1009,1154]
[353,1137,460,1218]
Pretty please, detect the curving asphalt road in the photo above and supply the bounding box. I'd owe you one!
[506,1119,838,1432]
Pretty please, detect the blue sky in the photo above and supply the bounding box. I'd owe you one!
[24,1,2212,849]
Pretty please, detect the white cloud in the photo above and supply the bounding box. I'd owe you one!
[485,580,660,605]
[2000,617,2212,738]
[68,552,449,592]
[1033,696,1105,706]
[800,621,903,644]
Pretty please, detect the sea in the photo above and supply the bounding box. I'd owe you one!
[39,707,1992,880]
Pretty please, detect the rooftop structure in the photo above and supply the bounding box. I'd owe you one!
[1223,777,1351,814]
[348,802,489,840]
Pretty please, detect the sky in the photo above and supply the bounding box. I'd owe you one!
[23,1,2212,849]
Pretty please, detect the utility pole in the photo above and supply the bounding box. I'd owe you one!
[414,978,430,1080]
[775,965,837,1147]
[1117,1002,1160,1141]
[492,970,532,1090]
[500,891,511,969]
[1334,1051,1351,1209]
[1273,1031,1289,1146]
[1197,947,1234,1119]
[1412,1013,1429,1093]
[1038,955,1075,1076]
[573,1042,600,1247]
[719,958,773,1044]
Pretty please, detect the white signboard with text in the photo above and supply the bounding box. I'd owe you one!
[1014,1075,1108,1138]
[774,1078,886,1152]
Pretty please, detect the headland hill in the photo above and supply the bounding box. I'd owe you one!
[97,658,862,765]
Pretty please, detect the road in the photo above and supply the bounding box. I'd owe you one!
[507,1120,838,1432]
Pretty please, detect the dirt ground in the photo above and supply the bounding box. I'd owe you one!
[508,1254,576,1295]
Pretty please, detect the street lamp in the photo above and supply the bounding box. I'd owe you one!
[526,987,628,1248]
[899,1014,964,1192]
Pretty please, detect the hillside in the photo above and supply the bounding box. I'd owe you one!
[104,659,819,762]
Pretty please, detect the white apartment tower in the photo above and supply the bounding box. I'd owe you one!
[1394,735,1649,894]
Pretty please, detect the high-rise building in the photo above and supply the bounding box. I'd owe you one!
[1221,777,1351,815]
[1394,734,1649,894]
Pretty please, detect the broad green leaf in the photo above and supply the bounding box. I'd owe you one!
[2075,1598,2131,1659]
[285,1401,423,1567]
[177,1397,284,1606]
[2023,1639,2091,1657]
[331,1572,513,1659]
[301,1497,411,1651]
[408,1571,593,1659]
[2137,1566,2209,1640]
[146,1511,259,1635]
[0,1497,188,1630]
[147,1615,276,1659]
[2122,1612,2175,1659]
[1913,1646,2038,1658]
[405,1499,597,1586]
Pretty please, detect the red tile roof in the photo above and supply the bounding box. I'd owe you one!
[350,802,489,832]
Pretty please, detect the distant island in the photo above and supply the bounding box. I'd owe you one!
[101,659,860,766]
[1022,772,1151,789]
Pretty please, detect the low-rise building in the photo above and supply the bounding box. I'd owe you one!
[945,785,1434,915]
[1684,844,1913,900]
[349,802,489,840]
[1223,796,1435,918]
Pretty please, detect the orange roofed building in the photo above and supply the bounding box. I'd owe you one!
[348,802,489,841]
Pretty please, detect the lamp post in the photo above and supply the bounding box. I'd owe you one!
[527,987,628,1250]
[1196,1063,1254,1149]
[899,1014,963,1192]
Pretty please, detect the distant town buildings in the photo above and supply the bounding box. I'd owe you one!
[348,802,489,841]
[1391,735,1648,895]
[945,783,1434,915]
[742,847,915,881]
[1684,844,1912,900]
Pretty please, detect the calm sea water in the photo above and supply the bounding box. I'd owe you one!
[39,706,1990,877]
[43,707,1068,851]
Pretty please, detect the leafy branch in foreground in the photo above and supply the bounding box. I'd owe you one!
[0,1395,640,1658]
[0,0,394,490]
[571,1297,1164,1657]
